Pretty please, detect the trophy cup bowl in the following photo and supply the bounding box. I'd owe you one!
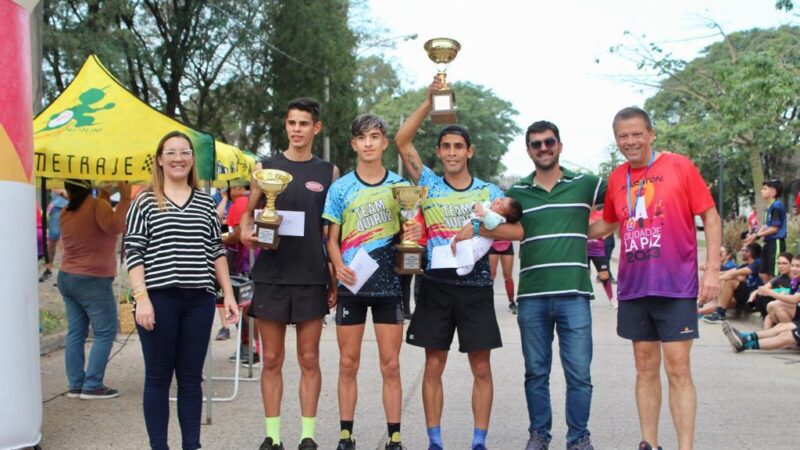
[253,169,293,223]
[424,38,461,88]
[392,185,428,274]
[424,38,460,124]
[252,169,293,249]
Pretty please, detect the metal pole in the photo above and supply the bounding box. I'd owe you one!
[323,73,330,162]
[718,149,724,219]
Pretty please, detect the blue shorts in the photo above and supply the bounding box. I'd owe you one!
[617,296,699,342]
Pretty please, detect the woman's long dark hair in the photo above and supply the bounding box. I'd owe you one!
[64,180,92,212]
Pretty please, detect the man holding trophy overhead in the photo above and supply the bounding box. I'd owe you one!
[240,97,339,450]
[322,114,422,450]
[395,38,523,450]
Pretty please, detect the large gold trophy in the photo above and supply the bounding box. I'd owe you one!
[424,38,461,124]
[253,169,293,249]
[392,185,429,274]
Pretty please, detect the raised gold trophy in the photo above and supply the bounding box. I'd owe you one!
[253,169,293,249]
[424,37,461,124]
[392,185,429,274]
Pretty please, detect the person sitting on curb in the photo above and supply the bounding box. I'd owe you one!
[701,243,762,323]
[748,252,793,327]
[722,319,800,353]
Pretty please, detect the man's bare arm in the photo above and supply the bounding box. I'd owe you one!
[395,83,439,184]
[698,206,722,302]
[589,219,618,239]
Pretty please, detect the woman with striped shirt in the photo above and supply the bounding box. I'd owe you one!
[125,131,239,450]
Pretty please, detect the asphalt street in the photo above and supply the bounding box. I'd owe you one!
[37,247,800,450]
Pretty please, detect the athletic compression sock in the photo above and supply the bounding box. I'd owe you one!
[504,279,515,303]
[741,332,756,343]
[340,420,354,440]
[265,416,281,445]
[602,279,614,301]
[471,427,488,448]
[744,334,760,350]
[301,416,316,441]
[427,425,443,448]
[387,422,401,443]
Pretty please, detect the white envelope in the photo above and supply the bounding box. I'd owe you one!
[430,240,474,269]
[253,209,305,237]
[341,248,379,295]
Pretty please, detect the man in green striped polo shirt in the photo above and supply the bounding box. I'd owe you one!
[506,121,605,450]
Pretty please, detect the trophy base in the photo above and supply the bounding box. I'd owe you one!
[255,218,282,250]
[395,245,424,275]
[431,90,457,124]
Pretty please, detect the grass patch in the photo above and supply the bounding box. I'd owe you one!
[39,310,66,335]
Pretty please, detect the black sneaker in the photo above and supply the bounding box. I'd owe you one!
[259,437,284,450]
[298,438,318,450]
[702,311,726,324]
[385,441,403,450]
[79,386,119,400]
[215,327,231,340]
[337,437,356,450]
[39,268,52,283]
[509,301,518,314]
[638,441,662,450]
[241,352,261,367]
[66,388,81,399]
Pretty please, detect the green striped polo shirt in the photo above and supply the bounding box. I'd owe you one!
[506,167,606,300]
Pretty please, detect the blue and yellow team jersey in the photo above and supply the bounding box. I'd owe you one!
[322,170,409,296]
[418,165,504,287]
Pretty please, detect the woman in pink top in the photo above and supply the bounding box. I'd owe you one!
[57,179,132,399]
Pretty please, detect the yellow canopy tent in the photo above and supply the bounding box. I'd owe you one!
[33,54,216,183]
[214,141,257,186]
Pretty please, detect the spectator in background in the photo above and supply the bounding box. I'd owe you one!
[720,244,737,271]
[701,243,762,322]
[793,191,800,254]
[746,179,786,285]
[588,209,616,309]
[57,179,132,399]
[214,180,250,342]
[40,189,69,282]
[748,251,793,324]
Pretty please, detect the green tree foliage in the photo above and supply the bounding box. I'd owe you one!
[611,25,800,216]
[355,55,401,113]
[368,82,521,181]
[265,0,357,167]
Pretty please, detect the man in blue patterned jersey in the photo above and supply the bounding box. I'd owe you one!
[395,80,523,450]
[323,114,420,450]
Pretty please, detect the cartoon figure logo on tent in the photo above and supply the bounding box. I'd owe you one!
[39,87,116,132]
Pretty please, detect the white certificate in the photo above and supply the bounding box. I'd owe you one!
[430,240,474,269]
[342,248,379,295]
[253,209,305,237]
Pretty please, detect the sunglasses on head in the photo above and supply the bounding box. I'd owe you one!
[528,137,558,150]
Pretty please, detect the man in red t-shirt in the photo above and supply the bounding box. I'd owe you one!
[590,107,721,450]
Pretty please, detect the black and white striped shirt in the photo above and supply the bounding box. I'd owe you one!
[125,190,225,294]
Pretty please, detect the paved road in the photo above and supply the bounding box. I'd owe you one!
[39,248,800,449]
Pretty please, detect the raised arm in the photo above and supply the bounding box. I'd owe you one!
[395,80,441,183]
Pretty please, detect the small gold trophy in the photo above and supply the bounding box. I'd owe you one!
[392,185,429,274]
[424,37,461,124]
[253,169,293,249]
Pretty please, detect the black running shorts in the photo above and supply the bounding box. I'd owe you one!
[249,283,328,323]
[405,280,502,353]
[335,295,404,325]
